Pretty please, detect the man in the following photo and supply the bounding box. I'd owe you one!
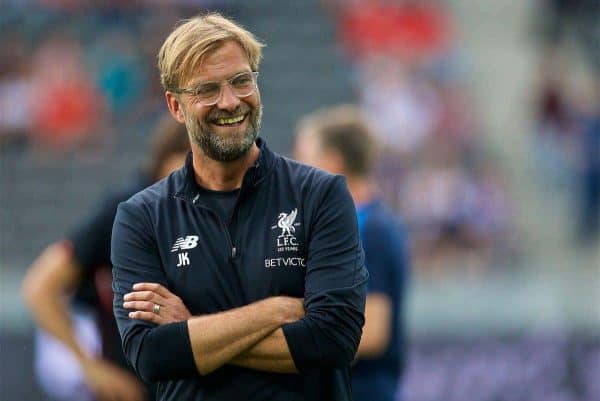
[294,105,410,401]
[111,12,367,401]
[21,114,190,401]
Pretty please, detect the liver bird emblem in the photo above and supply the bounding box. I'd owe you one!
[277,208,297,238]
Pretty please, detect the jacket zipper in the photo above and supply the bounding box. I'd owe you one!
[187,195,237,259]
[225,166,256,260]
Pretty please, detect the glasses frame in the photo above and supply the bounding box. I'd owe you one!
[171,71,259,106]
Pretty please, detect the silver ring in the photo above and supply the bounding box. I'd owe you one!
[153,303,161,315]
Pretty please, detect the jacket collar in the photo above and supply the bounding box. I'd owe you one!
[174,137,276,203]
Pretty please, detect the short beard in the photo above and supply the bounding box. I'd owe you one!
[184,104,262,162]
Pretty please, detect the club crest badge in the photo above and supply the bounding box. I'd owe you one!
[271,208,301,252]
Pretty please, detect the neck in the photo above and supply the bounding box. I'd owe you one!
[346,175,376,207]
[191,143,260,191]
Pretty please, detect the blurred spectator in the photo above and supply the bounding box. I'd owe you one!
[323,0,454,66]
[21,114,190,401]
[294,105,410,401]
[29,33,106,150]
[0,32,33,146]
[534,0,600,242]
[358,56,442,155]
[87,29,148,115]
[532,65,580,187]
[400,143,513,274]
[324,0,459,156]
[576,85,600,242]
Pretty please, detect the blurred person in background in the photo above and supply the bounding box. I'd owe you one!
[0,31,32,147]
[21,114,190,401]
[294,105,410,401]
[535,0,600,242]
[577,83,600,242]
[399,142,513,275]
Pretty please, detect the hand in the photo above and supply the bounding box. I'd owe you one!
[123,282,191,325]
[81,358,146,401]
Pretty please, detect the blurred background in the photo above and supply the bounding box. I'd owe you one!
[0,0,598,400]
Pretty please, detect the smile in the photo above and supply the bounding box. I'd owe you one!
[212,114,247,126]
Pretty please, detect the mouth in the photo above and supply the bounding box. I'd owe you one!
[210,113,247,127]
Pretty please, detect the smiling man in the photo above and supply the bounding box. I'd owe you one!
[111,13,367,401]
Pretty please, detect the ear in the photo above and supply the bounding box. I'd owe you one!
[165,92,186,123]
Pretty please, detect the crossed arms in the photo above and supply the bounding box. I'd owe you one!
[122,282,302,375]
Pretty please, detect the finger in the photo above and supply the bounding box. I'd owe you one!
[123,301,155,312]
[131,310,169,326]
[128,310,161,324]
[132,282,173,298]
[123,290,166,304]
[124,302,176,324]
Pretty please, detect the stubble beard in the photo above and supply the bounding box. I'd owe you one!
[184,103,262,162]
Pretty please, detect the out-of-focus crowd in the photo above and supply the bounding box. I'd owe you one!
[323,0,599,273]
[2,0,597,278]
[0,1,234,153]
[323,0,518,275]
[0,0,521,276]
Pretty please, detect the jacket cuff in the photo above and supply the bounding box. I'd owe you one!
[137,321,197,381]
[282,319,320,372]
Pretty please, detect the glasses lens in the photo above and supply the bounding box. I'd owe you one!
[193,82,221,104]
[186,72,257,106]
[230,72,256,97]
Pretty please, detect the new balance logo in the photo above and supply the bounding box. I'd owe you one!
[171,236,199,252]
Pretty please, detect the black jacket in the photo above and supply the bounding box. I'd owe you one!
[112,138,368,401]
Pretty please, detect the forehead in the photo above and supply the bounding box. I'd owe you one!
[189,40,251,83]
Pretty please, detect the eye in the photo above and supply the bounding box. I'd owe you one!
[231,73,253,88]
[192,82,220,97]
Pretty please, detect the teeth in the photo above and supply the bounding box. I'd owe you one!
[215,115,245,125]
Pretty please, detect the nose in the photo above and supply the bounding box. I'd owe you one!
[216,82,240,111]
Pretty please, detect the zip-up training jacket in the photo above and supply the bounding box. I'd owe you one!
[111,138,368,401]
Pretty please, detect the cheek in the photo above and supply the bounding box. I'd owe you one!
[185,106,212,125]
[245,92,261,109]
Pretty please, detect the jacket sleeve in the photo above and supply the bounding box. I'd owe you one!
[111,201,197,382]
[282,175,368,371]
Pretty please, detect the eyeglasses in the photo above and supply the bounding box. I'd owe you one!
[171,71,259,106]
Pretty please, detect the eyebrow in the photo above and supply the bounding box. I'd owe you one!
[186,70,253,87]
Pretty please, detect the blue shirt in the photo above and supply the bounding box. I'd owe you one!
[353,200,409,401]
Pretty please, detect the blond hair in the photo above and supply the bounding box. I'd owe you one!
[158,13,264,91]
